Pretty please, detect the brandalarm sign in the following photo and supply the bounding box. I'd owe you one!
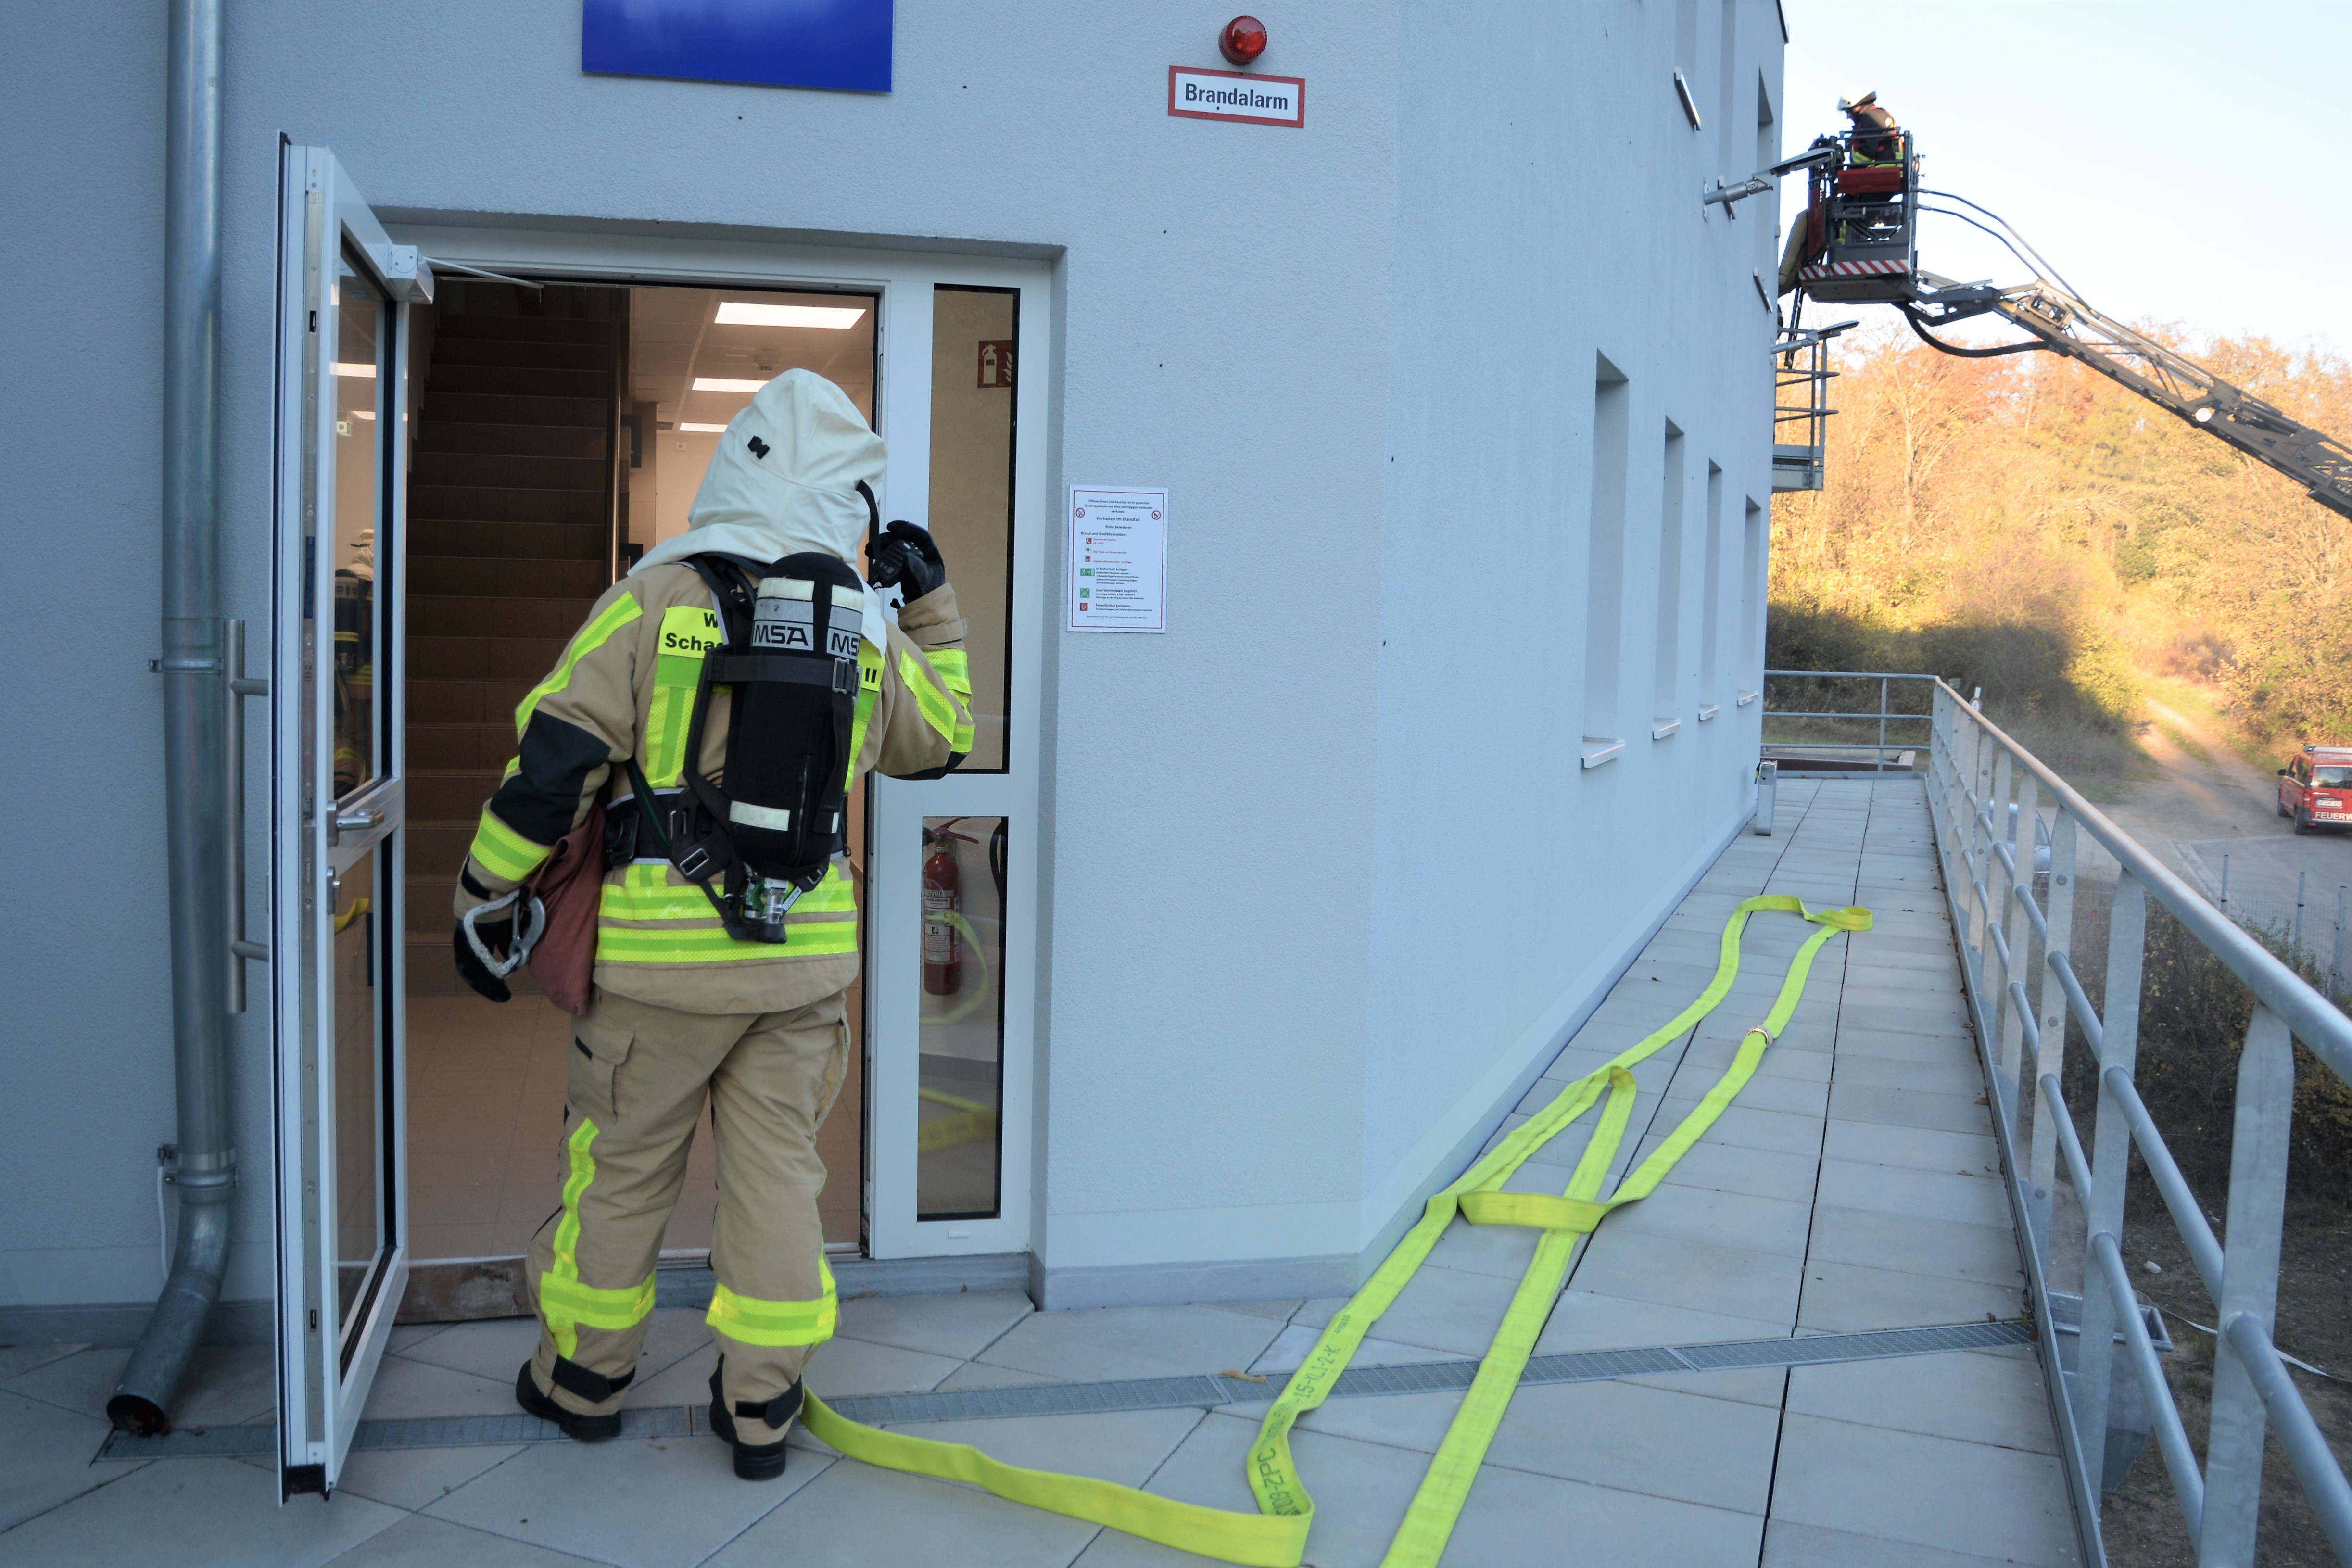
[1168,65,1305,128]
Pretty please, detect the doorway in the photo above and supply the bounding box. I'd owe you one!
[391,258,1041,1292]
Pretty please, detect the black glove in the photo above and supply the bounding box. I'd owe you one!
[865,521,947,602]
[453,917,513,1004]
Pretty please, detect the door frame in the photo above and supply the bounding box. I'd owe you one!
[379,221,1054,1264]
[270,143,432,1492]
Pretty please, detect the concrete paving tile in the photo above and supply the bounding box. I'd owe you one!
[0,1344,85,1382]
[1,1342,275,1426]
[1813,1158,2010,1227]
[1247,1324,1454,1376]
[1657,1068,1829,1119]
[974,1305,1282,1384]
[1806,1205,2024,1288]
[428,1433,823,1568]
[389,1314,542,1380]
[1205,1299,1299,1322]
[331,1442,529,1511]
[1839,1002,1973,1040]
[1681,1034,1833,1082]
[708,1453,1091,1568]
[1634,1100,1824,1158]
[623,1339,717,1410]
[935,1362,1066,1392]
[1835,1026,1981,1065]
[1762,1517,2049,1568]
[0,1389,140,1533]
[1829,1081,1996,1137]
[1598,1183,1814,1258]
[326,1515,610,1567]
[1421,1213,1544,1280]
[1570,1227,1802,1324]
[0,1455,400,1568]
[1796,1260,2025,1334]
[384,1324,449,1355]
[881,1408,1203,1487]
[1821,1118,2000,1175]
[836,1290,1035,1361]
[804,1335,969,1397]
[1298,1376,1782,1514]
[361,1354,524,1419]
[1786,1348,2058,1454]
[1652,1138,1822,1204]
[1834,1052,1987,1099]
[1767,1413,2080,1566]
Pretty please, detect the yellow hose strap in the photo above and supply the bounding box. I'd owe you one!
[796,895,1869,1567]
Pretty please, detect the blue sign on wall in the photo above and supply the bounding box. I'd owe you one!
[583,0,892,94]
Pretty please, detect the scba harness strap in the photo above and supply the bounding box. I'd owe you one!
[630,552,861,945]
[793,895,1872,1567]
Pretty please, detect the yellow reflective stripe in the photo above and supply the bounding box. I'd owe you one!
[926,647,973,704]
[899,651,958,745]
[647,605,721,786]
[544,1118,598,1360]
[515,594,642,733]
[844,645,883,789]
[596,918,857,963]
[539,1272,657,1332]
[469,807,551,882]
[794,894,1874,1568]
[706,1261,837,1348]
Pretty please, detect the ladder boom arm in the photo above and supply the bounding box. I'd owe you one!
[1913,280,2352,518]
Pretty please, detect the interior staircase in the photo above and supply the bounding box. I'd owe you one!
[405,282,623,992]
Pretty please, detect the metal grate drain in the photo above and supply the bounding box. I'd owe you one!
[99,1317,2031,1462]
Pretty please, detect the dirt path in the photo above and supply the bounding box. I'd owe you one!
[2099,696,2352,951]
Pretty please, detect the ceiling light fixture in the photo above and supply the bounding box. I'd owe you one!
[678,422,729,433]
[714,302,866,329]
[331,362,376,378]
[692,377,769,392]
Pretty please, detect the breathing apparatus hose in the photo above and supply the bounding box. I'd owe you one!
[797,893,1871,1566]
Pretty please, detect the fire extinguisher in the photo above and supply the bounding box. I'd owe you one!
[923,822,975,996]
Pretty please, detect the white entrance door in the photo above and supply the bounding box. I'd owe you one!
[269,144,432,1495]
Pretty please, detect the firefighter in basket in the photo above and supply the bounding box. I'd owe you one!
[449,369,973,1481]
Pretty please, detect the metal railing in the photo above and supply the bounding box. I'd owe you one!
[1771,321,1850,493]
[1761,669,1936,771]
[1922,678,2352,1567]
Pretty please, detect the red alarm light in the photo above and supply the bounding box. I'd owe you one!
[1219,15,1268,66]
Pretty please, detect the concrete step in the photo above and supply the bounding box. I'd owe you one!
[410,517,608,561]
[407,594,602,641]
[410,483,605,527]
[429,362,614,401]
[411,554,610,602]
[416,420,608,460]
[407,632,572,683]
[423,389,607,429]
[430,336,614,373]
[410,450,608,493]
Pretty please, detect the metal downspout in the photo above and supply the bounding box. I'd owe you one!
[109,0,234,1437]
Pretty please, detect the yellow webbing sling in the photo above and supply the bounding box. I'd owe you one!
[799,894,1870,1567]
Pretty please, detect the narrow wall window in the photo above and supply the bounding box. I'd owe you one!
[1716,0,1739,170]
[1583,358,1631,752]
[1700,463,1724,703]
[1740,498,1764,691]
[1652,424,1686,733]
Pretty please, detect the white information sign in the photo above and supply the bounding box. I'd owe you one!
[1066,486,1167,633]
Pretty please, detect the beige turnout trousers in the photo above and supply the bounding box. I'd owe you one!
[526,986,849,1441]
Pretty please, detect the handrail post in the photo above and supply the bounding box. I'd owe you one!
[2077,870,2147,1485]
[2028,808,2079,1263]
[2199,1004,2295,1565]
[1999,770,2040,1144]
[1878,674,1889,773]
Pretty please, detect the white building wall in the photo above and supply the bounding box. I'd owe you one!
[0,0,1783,1327]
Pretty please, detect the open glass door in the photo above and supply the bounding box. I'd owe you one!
[270,143,432,1496]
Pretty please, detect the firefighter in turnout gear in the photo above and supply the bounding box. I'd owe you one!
[451,370,974,1480]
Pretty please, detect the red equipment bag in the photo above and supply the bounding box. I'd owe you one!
[525,798,605,1016]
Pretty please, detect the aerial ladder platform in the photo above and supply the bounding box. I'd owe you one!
[1755,113,2352,519]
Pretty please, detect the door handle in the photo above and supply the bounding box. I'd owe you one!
[226,619,271,1013]
[335,808,386,833]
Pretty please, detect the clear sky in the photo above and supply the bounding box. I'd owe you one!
[1778,0,2350,358]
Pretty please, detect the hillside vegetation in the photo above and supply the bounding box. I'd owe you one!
[1767,324,2352,771]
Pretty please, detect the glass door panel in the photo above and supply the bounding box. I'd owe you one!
[917,816,1005,1219]
[273,144,424,1494]
[925,288,1017,771]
